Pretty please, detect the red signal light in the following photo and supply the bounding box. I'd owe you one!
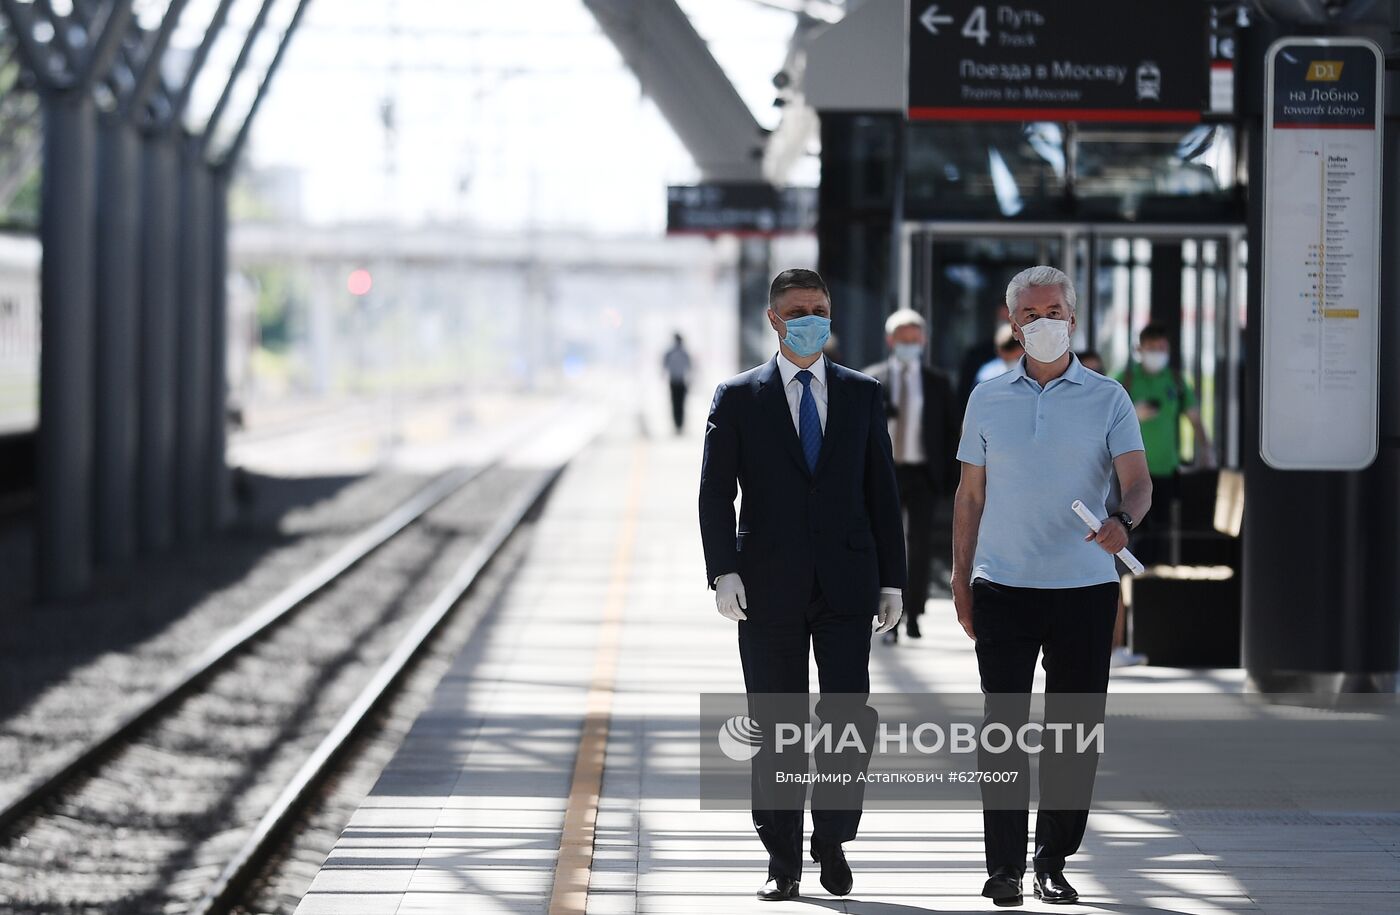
[347,269,373,297]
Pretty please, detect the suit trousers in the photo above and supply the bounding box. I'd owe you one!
[894,463,937,619]
[737,577,876,880]
[971,578,1118,877]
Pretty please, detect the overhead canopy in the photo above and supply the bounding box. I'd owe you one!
[584,0,767,183]
[803,0,903,112]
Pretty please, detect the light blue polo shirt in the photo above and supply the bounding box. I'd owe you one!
[957,354,1144,589]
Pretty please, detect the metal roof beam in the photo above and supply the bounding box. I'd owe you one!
[218,0,312,171]
[0,0,68,89]
[164,0,235,128]
[126,0,190,119]
[75,0,135,90]
[201,0,276,148]
[584,0,766,183]
[35,1,84,75]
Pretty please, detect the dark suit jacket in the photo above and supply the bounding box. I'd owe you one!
[866,359,961,494]
[957,337,995,410]
[698,355,907,621]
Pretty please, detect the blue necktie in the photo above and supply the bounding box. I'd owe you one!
[795,369,822,474]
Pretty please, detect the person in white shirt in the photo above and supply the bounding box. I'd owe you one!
[662,333,694,434]
[864,309,960,643]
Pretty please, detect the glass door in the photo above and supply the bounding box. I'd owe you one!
[904,224,1072,404]
[1087,227,1246,469]
[902,222,1245,465]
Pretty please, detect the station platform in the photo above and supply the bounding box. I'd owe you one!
[293,396,1400,915]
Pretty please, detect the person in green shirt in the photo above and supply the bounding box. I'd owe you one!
[1114,323,1214,564]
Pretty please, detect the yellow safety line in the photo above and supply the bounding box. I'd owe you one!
[548,440,646,915]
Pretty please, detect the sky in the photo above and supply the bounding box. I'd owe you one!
[222,0,814,233]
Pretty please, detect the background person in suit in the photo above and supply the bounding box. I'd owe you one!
[698,268,907,901]
[865,308,960,643]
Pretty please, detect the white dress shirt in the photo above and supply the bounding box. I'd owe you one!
[885,357,926,464]
[775,350,828,433]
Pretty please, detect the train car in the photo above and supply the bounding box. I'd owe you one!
[0,230,39,437]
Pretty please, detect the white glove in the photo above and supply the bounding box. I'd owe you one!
[715,572,748,621]
[874,591,902,634]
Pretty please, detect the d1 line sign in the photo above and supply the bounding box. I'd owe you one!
[1261,38,1383,471]
[905,0,1210,123]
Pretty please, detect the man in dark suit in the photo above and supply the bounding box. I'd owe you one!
[865,308,960,643]
[699,268,907,902]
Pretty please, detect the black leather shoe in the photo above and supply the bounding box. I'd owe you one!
[756,876,799,901]
[981,871,1023,907]
[1033,870,1079,904]
[906,617,922,638]
[810,836,854,896]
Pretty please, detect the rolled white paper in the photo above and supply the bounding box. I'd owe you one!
[1072,500,1146,575]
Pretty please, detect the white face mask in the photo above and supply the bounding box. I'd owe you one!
[1141,351,1170,374]
[1016,317,1071,363]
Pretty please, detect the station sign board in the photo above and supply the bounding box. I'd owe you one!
[666,184,817,237]
[1260,38,1383,471]
[906,1,1210,122]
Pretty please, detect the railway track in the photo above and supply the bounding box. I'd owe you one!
[0,406,600,914]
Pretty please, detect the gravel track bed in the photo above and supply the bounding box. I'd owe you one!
[229,524,535,915]
[0,465,540,914]
[0,470,435,805]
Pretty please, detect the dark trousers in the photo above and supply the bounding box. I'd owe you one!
[669,380,687,432]
[1132,471,1179,566]
[737,578,876,880]
[895,463,937,620]
[972,579,1118,877]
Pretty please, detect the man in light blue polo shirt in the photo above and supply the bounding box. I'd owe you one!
[951,265,1151,908]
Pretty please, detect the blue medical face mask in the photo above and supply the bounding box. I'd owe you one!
[893,342,924,363]
[777,313,831,356]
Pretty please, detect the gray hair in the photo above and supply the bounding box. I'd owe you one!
[884,308,925,336]
[1005,266,1077,315]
